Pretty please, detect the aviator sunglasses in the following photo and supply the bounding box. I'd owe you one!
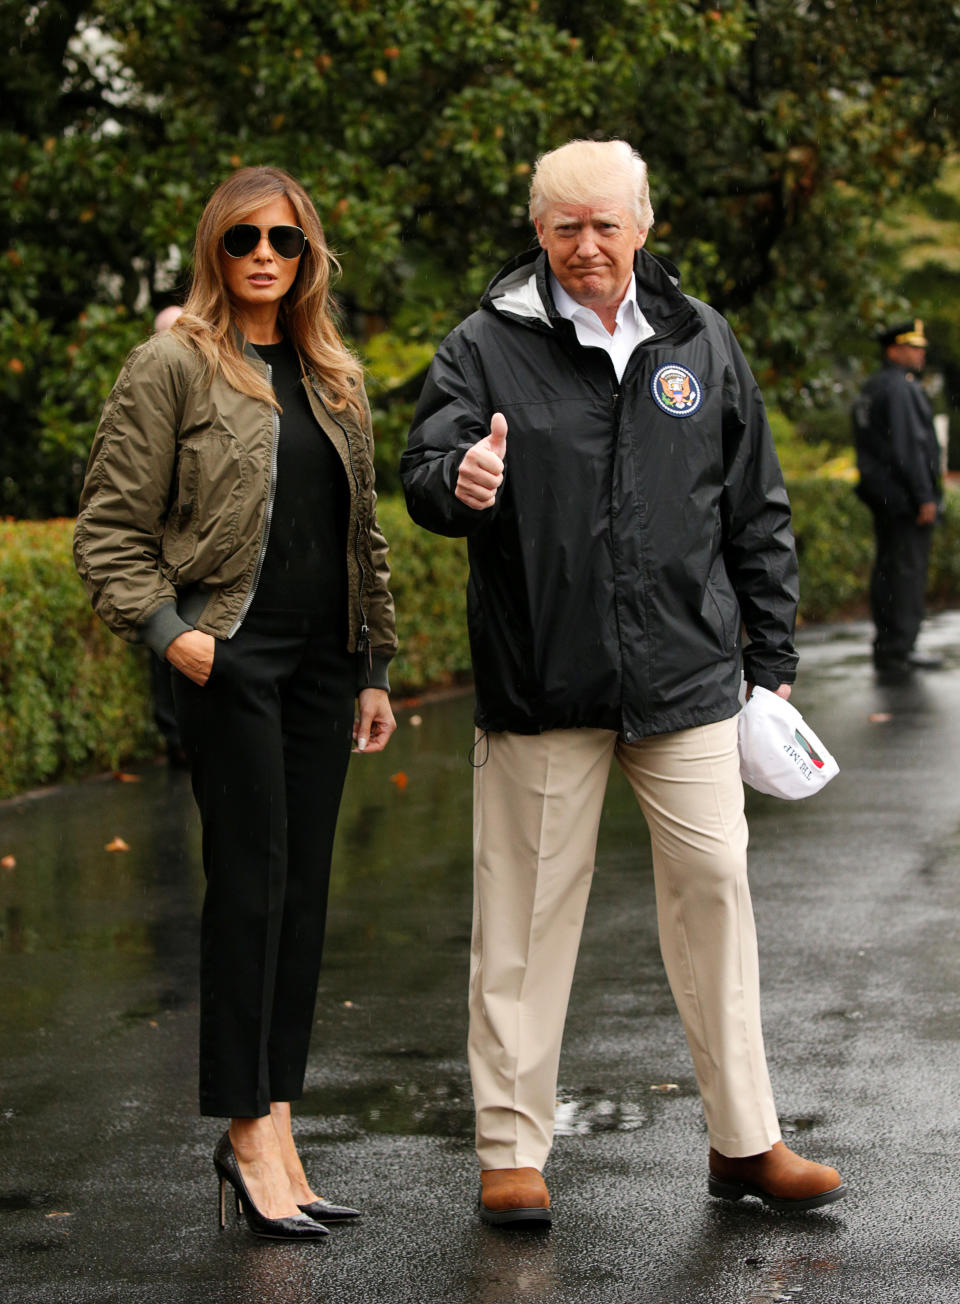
[221,223,308,260]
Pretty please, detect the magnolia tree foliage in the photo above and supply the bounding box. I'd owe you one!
[3,0,960,513]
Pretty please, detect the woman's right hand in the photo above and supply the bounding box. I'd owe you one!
[165,630,216,686]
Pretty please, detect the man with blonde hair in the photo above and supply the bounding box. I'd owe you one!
[401,139,845,1225]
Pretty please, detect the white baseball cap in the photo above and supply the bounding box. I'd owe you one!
[738,686,839,800]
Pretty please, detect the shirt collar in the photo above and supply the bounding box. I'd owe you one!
[550,271,639,330]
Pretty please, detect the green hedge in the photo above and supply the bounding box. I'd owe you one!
[788,479,875,622]
[0,506,471,799]
[789,478,960,622]
[374,497,471,693]
[0,519,158,798]
[2,486,958,798]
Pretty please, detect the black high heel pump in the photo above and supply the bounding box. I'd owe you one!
[213,1131,329,1240]
[298,1196,361,1222]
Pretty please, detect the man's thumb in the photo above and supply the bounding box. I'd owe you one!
[489,411,508,455]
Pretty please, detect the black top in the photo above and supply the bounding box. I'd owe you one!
[249,339,349,629]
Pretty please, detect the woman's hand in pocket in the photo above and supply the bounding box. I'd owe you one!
[166,630,216,686]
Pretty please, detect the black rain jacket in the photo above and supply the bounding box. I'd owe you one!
[852,361,942,519]
[400,247,798,740]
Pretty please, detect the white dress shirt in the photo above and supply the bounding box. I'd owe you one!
[550,272,654,381]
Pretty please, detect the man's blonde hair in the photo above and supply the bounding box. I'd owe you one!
[529,139,654,230]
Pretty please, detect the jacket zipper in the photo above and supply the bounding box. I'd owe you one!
[609,380,634,736]
[313,384,370,664]
[228,364,280,637]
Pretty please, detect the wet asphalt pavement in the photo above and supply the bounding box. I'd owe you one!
[2,612,960,1304]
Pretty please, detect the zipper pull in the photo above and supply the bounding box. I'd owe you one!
[357,624,370,656]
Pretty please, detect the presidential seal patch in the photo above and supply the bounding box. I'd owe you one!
[650,363,703,417]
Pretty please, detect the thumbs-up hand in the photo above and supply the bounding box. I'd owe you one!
[456,412,508,511]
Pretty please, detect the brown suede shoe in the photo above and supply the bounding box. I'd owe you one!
[709,1141,846,1212]
[479,1167,552,1227]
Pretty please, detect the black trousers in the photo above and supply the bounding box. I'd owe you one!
[172,612,356,1117]
[869,512,934,662]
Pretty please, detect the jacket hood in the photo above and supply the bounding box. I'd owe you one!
[481,246,701,344]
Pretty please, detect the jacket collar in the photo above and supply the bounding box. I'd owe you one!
[229,322,287,371]
[483,247,702,345]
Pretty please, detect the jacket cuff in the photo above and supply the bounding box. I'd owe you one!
[743,657,797,692]
[140,603,194,657]
[357,650,392,692]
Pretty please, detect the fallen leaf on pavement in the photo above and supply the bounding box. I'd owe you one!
[649,1083,680,1093]
[112,771,141,783]
[868,713,893,724]
[389,771,409,791]
[105,836,130,852]
[1,855,15,870]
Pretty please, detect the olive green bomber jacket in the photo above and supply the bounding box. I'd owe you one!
[74,329,397,690]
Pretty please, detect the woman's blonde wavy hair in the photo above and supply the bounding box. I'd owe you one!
[173,166,364,421]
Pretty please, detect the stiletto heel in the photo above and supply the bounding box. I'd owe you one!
[212,1131,329,1240]
[218,1175,227,1229]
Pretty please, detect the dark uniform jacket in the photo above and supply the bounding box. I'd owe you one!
[853,361,942,519]
[400,247,798,739]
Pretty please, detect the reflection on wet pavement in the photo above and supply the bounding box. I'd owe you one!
[554,1096,651,1136]
[300,1075,472,1138]
[740,1251,841,1303]
[464,1227,557,1302]
[552,1084,698,1137]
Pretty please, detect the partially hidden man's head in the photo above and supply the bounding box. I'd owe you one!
[528,140,654,314]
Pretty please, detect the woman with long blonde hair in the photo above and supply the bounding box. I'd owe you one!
[75,167,397,1241]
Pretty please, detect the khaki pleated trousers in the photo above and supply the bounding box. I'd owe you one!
[468,717,781,1171]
